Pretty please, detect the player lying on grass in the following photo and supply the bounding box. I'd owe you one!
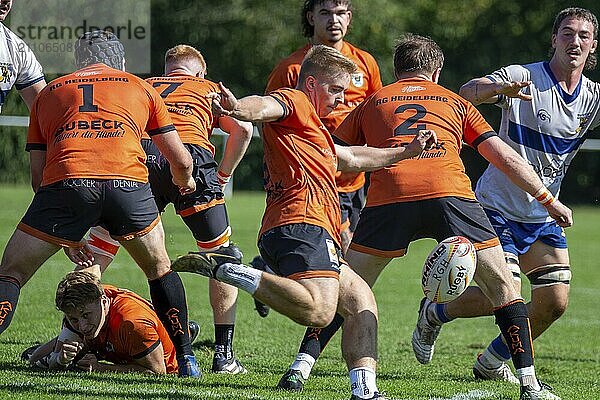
[22,271,199,374]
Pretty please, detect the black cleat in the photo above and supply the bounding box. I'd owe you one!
[249,255,271,318]
[277,368,305,392]
[21,344,41,362]
[188,321,200,344]
[172,245,243,278]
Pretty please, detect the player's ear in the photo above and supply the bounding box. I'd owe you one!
[432,68,442,84]
[307,10,315,27]
[305,75,317,91]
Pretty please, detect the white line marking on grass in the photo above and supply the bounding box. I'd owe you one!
[430,389,496,400]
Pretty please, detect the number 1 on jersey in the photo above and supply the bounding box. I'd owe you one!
[77,84,98,112]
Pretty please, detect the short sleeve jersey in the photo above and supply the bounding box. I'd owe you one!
[86,285,178,374]
[334,78,494,207]
[146,74,219,153]
[476,62,600,222]
[0,23,44,112]
[266,42,382,192]
[26,64,174,186]
[259,88,341,245]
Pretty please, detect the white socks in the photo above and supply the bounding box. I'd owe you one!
[215,262,262,295]
[290,352,316,379]
[349,367,378,399]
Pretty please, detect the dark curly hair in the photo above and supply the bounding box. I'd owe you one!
[301,0,352,38]
[74,30,125,70]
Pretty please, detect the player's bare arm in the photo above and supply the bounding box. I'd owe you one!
[18,80,47,111]
[150,129,196,195]
[477,135,573,227]
[216,116,254,186]
[76,343,167,374]
[459,77,532,105]
[28,150,46,192]
[336,129,437,172]
[208,82,285,122]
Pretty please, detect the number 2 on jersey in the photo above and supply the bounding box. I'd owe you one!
[394,104,427,135]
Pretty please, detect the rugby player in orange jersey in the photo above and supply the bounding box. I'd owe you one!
[266,0,382,254]
[279,34,570,400]
[24,271,183,374]
[172,45,436,400]
[73,44,252,374]
[0,30,201,378]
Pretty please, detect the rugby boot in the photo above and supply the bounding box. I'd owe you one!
[520,381,560,400]
[411,297,442,364]
[349,392,388,399]
[473,353,519,385]
[178,354,202,378]
[171,245,243,278]
[277,368,305,392]
[212,352,247,374]
[188,320,200,344]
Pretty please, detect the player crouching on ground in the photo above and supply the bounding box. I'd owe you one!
[22,271,199,374]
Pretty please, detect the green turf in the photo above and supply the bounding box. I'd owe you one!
[0,185,598,399]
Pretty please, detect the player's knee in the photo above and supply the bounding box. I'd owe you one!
[301,304,337,328]
[528,264,571,320]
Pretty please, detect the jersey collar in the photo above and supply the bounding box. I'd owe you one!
[543,61,582,104]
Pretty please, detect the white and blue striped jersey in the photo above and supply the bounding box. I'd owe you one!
[475,62,600,223]
[0,22,44,113]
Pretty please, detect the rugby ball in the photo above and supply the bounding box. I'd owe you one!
[421,236,476,303]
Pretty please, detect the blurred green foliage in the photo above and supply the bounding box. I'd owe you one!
[1,0,598,202]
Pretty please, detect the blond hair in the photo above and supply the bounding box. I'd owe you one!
[298,45,357,84]
[165,44,207,74]
[55,271,104,312]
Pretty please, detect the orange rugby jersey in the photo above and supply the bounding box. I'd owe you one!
[334,78,495,206]
[259,88,341,245]
[87,285,178,374]
[266,42,382,192]
[146,74,219,153]
[26,64,174,186]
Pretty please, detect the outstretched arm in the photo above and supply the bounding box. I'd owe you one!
[459,77,532,106]
[216,116,254,187]
[75,343,167,374]
[336,130,437,172]
[478,135,572,227]
[208,82,285,122]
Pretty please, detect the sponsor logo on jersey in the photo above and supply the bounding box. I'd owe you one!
[537,109,551,123]
[402,85,426,93]
[351,73,364,87]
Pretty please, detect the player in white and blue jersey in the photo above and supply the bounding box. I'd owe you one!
[0,0,46,112]
[412,8,597,390]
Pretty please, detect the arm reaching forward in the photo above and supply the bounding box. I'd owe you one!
[459,77,532,106]
[336,130,437,172]
[208,82,284,123]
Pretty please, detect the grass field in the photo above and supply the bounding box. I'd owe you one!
[0,185,598,399]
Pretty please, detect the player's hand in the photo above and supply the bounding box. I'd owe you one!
[207,82,239,117]
[496,81,532,101]
[404,129,438,158]
[58,340,84,366]
[64,243,95,267]
[173,174,196,196]
[74,353,98,372]
[545,199,573,228]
